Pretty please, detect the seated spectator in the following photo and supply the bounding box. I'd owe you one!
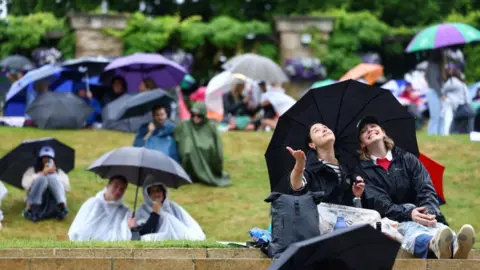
[139,78,158,93]
[75,83,102,127]
[256,81,278,131]
[223,82,259,131]
[68,175,135,241]
[103,76,127,106]
[21,146,70,222]
[132,175,206,241]
[357,116,475,259]
[174,102,231,187]
[133,105,179,162]
[286,123,365,207]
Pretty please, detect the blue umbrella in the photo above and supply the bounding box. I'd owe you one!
[5,65,83,103]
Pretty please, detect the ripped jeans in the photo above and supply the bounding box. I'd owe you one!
[398,221,454,258]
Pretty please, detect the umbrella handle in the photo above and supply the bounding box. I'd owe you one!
[132,183,140,218]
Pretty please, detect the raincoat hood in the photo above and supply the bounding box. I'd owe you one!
[191,102,207,116]
[141,175,172,214]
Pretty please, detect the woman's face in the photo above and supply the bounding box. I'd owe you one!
[139,81,147,92]
[112,80,124,94]
[359,123,385,147]
[41,156,51,165]
[192,113,203,125]
[308,123,335,149]
[148,186,165,202]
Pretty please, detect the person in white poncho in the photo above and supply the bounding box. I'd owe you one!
[133,176,206,241]
[68,175,135,241]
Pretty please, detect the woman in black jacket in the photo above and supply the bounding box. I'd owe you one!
[357,116,475,259]
[287,123,365,207]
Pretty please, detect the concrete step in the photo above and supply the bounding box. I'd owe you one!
[0,248,478,259]
[0,258,479,270]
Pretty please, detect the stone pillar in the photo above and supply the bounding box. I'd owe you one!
[68,13,128,58]
[274,16,336,97]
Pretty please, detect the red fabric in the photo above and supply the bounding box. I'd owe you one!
[176,89,191,120]
[189,87,206,102]
[400,91,420,104]
[418,153,446,204]
[376,158,392,171]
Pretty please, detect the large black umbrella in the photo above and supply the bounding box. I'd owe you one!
[101,94,152,133]
[0,55,35,71]
[265,80,417,193]
[0,138,75,189]
[62,56,111,77]
[268,224,400,270]
[26,92,93,129]
[117,89,174,120]
[87,146,192,214]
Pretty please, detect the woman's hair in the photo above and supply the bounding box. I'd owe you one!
[358,135,395,161]
[142,78,157,90]
[147,184,166,202]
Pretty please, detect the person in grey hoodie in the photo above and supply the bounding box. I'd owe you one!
[441,68,474,135]
[425,51,446,135]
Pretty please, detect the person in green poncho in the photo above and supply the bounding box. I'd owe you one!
[174,102,231,187]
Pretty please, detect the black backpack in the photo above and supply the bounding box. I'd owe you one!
[265,191,324,258]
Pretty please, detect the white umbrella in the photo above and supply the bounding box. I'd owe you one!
[222,53,289,84]
[205,71,249,115]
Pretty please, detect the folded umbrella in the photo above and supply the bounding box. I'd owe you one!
[222,53,289,83]
[87,146,192,214]
[0,138,74,189]
[26,92,93,129]
[268,224,400,270]
[266,80,417,192]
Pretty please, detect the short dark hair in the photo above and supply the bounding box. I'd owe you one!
[152,104,169,117]
[108,175,128,186]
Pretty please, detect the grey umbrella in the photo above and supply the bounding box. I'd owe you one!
[118,89,174,120]
[101,94,152,133]
[26,92,93,129]
[0,55,36,71]
[222,53,289,83]
[87,146,192,214]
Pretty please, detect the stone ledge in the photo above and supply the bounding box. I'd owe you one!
[132,248,206,258]
[55,248,133,258]
[0,258,479,270]
[207,248,268,258]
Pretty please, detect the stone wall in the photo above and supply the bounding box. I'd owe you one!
[68,13,128,58]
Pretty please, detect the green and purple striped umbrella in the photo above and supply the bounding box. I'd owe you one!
[405,23,480,53]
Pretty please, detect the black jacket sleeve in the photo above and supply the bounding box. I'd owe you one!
[132,212,160,236]
[223,94,244,116]
[405,152,442,216]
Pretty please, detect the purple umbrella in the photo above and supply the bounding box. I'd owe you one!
[100,53,187,92]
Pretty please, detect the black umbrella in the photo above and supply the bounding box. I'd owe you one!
[87,146,192,215]
[0,55,35,71]
[101,94,152,133]
[62,56,111,77]
[0,138,75,189]
[118,89,174,120]
[268,224,400,270]
[26,92,93,129]
[265,80,417,193]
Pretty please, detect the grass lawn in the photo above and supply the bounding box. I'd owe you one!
[0,127,478,247]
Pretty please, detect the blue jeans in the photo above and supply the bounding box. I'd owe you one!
[426,90,443,135]
[26,174,66,205]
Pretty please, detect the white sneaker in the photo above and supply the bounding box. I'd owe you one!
[430,227,454,259]
[453,224,475,259]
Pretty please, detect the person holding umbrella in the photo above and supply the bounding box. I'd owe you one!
[286,123,365,206]
[139,78,158,93]
[21,146,70,221]
[75,83,102,128]
[133,175,206,241]
[356,116,475,259]
[103,76,128,106]
[68,175,136,241]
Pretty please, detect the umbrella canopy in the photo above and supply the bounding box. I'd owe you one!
[268,224,400,270]
[100,53,187,92]
[222,53,289,84]
[101,94,152,133]
[62,56,111,77]
[0,138,74,189]
[406,23,480,53]
[339,64,384,85]
[117,89,174,120]
[190,87,206,102]
[418,153,446,204]
[87,146,191,188]
[0,55,35,71]
[5,65,83,103]
[265,80,417,193]
[26,92,93,129]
